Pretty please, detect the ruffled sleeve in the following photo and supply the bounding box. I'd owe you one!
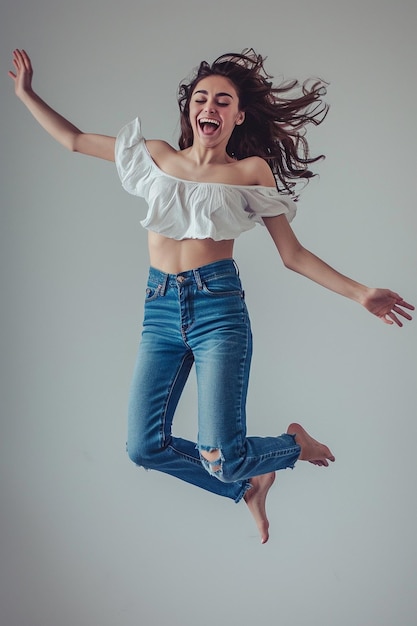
[241,187,297,225]
[115,118,151,196]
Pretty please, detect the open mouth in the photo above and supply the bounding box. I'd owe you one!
[198,117,220,135]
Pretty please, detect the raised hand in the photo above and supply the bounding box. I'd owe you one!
[362,288,414,327]
[8,49,34,99]
[8,48,116,160]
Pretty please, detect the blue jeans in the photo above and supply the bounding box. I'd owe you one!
[127,259,301,503]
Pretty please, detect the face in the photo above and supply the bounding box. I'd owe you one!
[188,75,245,147]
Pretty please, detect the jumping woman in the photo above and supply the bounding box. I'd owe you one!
[9,48,413,543]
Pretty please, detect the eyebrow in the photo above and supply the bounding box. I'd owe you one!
[194,89,234,99]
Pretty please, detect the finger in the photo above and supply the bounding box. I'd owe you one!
[9,56,19,77]
[21,49,32,72]
[386,312,403,327]
[393,306,413,321]
[381,315,394,325]
[15,49,27,69]
[396,299,415,311]
[13,49,23,70]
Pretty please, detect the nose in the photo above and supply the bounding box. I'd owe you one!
[204,100,216,113]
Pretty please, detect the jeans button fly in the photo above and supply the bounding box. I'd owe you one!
[177,276,186,283]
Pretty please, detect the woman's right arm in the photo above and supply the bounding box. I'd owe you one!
[8,49,115,162]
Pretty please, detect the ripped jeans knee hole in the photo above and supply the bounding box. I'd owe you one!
[199,448,224,476]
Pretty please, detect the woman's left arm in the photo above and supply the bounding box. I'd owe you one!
[263,214,414,327]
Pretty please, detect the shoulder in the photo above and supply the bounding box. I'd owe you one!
[146,139,177,160]
[237,156,276,187]
[145,139,184,174]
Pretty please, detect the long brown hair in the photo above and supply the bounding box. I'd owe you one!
[178,49,329,195]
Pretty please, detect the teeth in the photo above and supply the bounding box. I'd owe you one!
[199,118,220,126]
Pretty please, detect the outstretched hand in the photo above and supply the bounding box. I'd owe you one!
[8,49,33,99]
[362,288,414,327]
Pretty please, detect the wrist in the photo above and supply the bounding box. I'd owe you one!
[354,284,371,306]
[18,87,36,104]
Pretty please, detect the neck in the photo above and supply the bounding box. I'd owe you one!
[185,141,234,166]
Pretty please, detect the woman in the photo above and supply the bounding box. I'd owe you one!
[8,49,413,544]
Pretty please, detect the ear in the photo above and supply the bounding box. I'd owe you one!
[235,111,245,126]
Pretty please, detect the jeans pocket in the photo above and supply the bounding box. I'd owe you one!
[201,275,243,298]
[145,285,161,302]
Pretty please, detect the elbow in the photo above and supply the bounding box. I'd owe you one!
[281,246,304,272]
[69,131,84,153]
[283,258,299,272]
[283,257,296,271]
[60,136,77,153]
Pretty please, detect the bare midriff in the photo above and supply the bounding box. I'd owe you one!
[148,231,235,274]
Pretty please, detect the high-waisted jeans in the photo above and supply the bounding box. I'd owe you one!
[127,259,301,503]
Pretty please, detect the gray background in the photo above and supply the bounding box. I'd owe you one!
[1,1,416,625]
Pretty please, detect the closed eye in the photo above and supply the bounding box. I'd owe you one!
[194,99,230,107]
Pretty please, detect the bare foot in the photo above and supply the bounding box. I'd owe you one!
[287,422,335,466]
[244,472,275,544]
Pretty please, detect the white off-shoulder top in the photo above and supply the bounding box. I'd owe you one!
[115,118,297,241]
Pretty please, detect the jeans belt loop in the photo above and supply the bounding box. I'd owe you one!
[193,268,203,290]
[160,273,169,296]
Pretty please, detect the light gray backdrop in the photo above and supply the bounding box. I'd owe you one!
[1,1,416,625]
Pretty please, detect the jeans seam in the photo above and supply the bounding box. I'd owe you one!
[161,350,193,447]
[168,443,202,466]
